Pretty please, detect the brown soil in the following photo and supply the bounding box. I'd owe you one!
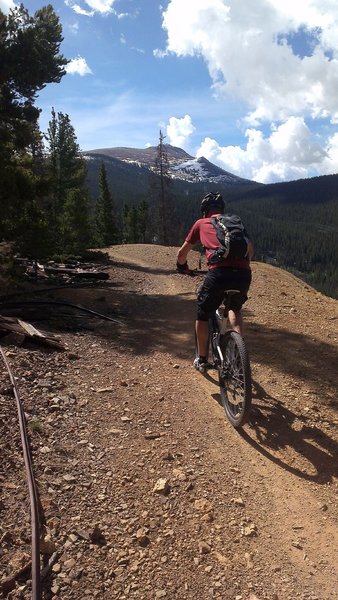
[1,244,337,600]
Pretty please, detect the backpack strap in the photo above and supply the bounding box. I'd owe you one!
[206,215,249,264]
[208,216,230,262]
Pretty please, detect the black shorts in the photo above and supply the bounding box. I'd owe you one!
[197,267,252,321]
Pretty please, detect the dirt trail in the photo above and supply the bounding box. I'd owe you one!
[105,244,338,598]
[1,244,337,600]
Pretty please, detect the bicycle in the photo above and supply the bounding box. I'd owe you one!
[196,289,252,428]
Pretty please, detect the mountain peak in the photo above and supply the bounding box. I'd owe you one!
[83,144,251,185]
[84,144,193,168]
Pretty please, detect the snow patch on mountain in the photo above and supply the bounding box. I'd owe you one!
[171,156,249,184]
[83,144,253,185]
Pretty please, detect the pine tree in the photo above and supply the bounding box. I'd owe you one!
[0,4,67,157]
[94,162,117,246]
[61,189,91,255]
[122,204,139,243]
[45,108,90,253]
[138,200,149,243]
[0,3,67,253]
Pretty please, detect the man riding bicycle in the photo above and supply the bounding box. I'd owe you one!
[176,192,254,373]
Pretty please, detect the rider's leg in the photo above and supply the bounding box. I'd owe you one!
[228,309,243,336]
[226,268,251,335]
[195,269,223,365]
[196,319,209,358]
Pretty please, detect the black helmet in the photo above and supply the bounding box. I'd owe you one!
[200,191,224,216]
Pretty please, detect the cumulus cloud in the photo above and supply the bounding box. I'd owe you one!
[196,117,328,183]
[321,132,338,174]
[166,115,196,147]
[0,0,15,12]
[161,0,338,124]
[65,56,93,76]
[159,0,338,181]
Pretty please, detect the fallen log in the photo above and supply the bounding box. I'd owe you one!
[0,315,64,349]
[43,266,109,280]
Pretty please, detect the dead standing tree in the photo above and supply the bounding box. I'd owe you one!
[150,131,175,245]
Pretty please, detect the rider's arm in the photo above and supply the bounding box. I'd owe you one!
[177,241,193,265]
[247,239,254,260]
[176,241,194,275]
[176,220,200,274]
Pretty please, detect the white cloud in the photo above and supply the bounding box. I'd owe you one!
[196,117,327,183]
[65,56,93,76]
[321,132,338,174]
[158,1,338,181]
[72,5,94,16]
[130,47,145,54]
[65,1,94,16]
[161,0,338,125]
[117,12,131,20]
[153,48,168,58]
[65,0,116,15]
[84,0,114,13]
[0,0,15,12]
[166,114,196,147]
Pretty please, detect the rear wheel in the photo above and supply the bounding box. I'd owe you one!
[219,331,252,427]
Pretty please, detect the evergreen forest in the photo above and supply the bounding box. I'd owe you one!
[1,3,337,300]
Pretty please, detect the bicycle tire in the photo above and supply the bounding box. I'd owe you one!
[218,331,252,428]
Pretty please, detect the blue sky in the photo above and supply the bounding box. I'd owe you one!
[3,0,338,183]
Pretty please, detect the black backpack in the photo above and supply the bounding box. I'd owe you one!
[207,214,249,264]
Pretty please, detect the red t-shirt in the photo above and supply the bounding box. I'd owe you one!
[186,215,251,270]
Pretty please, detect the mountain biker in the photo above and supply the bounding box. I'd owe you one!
[176,192,254,373]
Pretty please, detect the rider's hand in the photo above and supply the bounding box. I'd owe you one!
[176,261,195,276]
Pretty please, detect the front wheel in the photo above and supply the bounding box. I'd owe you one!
[218,331,252,428]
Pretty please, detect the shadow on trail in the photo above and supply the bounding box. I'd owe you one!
[246,320,337,409]
[242,380,338,484]
[24,279,336,407]
[8,265,337,484]
[7,265,336,408]
[211,379,338,485]
[109,258,175,277]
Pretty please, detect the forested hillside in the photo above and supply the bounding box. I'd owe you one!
[169,177,338,299]
[219,176,338,299]
[1,4,337,301]
[88,165,337,299]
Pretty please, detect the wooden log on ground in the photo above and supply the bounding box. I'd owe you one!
[0,315,64,350]
[43,266,109,280]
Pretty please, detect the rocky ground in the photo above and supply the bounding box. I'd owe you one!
[0,244,337,600]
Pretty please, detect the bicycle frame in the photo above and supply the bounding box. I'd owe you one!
[197,289,252,428]
[209,288,240,369]
[209,313,224,370]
